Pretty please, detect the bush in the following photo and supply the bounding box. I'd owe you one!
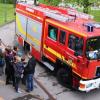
[0,0,3,3]
[0,0,14,4]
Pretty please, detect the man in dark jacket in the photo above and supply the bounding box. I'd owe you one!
[24,53,36,92]
[14,56,24,93]
[5,48,14,85]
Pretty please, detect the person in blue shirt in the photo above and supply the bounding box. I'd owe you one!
[24,52,36,92]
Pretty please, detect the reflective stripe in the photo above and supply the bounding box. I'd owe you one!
[16,15,26,36]
[43,44,76,69]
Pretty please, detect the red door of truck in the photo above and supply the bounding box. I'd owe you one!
[43,23,58,63]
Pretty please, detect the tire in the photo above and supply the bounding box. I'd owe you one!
[57,68,72,88]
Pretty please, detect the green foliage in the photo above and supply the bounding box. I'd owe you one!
[7,0,13,4]
[90,10,100,22]
[80,0,98,13]
[0,0,14,4]
[39,0,100,22]
[50,0,60,6]
[0,0,3,3]
[39,0,60,6]
[64,0,98,14]
[0,3,15,26]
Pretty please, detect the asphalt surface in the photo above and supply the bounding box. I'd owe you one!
[0,22,100,100]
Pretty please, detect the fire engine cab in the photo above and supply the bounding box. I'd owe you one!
[16,0,100,92]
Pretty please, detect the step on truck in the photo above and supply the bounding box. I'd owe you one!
[15,0,100,92]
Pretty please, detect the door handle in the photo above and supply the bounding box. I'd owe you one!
[46,45,48,48]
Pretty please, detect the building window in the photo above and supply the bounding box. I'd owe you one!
[48,25,58,41]
[59,30,66,44]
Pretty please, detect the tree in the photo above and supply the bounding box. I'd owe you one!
[43,0,60,6]
[65,0,97,13]
[81,0,92,13]
[39,0,99,13]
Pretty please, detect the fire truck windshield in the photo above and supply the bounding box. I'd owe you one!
[86,36,100,60]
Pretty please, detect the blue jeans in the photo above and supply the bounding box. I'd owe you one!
[26,74,33,91]
[15,77,21,92]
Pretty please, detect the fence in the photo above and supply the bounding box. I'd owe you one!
[0,1,15,26]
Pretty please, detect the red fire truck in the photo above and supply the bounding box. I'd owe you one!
[16,0,100,92]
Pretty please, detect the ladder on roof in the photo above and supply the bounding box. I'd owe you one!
[28,5,75,22]
[19,0,93,21]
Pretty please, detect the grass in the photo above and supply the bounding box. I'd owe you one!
[0,3,15,26]
[77,7,100,22]
[89,10,100,22]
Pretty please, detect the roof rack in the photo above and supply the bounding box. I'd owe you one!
[68,9,94,20]
[26,5,75,22]
[19,1,93,22]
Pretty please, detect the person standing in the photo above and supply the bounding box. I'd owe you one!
[14,56,24,93]
[0,50,5,75]
[0,39,5,75]
[24,53,36,92]
[5,48,14,85]
[12,46,18,56]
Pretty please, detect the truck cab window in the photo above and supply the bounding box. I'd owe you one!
[86,37,100,60]
[68,35,76,50]
[48,25,58,41]
[68,34,83,55]
[59,30,66,44]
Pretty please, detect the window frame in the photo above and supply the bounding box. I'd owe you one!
[68,34,84,56]
[48,25,58,41]
[59,30,66,45]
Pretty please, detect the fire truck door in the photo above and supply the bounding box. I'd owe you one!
[65,34,84,71]
[43,24,58,62]
[56,30,67,61]
[16,13,27,40]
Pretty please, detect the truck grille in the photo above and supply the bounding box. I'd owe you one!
[96,67,100,77]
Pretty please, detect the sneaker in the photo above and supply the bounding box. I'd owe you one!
[17,90,22,93]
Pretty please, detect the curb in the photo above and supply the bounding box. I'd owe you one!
[0,20,15,28]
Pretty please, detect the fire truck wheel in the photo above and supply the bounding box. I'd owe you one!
[57,68,72,87]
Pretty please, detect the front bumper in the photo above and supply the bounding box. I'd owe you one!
[79,77,100,92]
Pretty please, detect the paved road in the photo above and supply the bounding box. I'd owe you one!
[0,22,100,100]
